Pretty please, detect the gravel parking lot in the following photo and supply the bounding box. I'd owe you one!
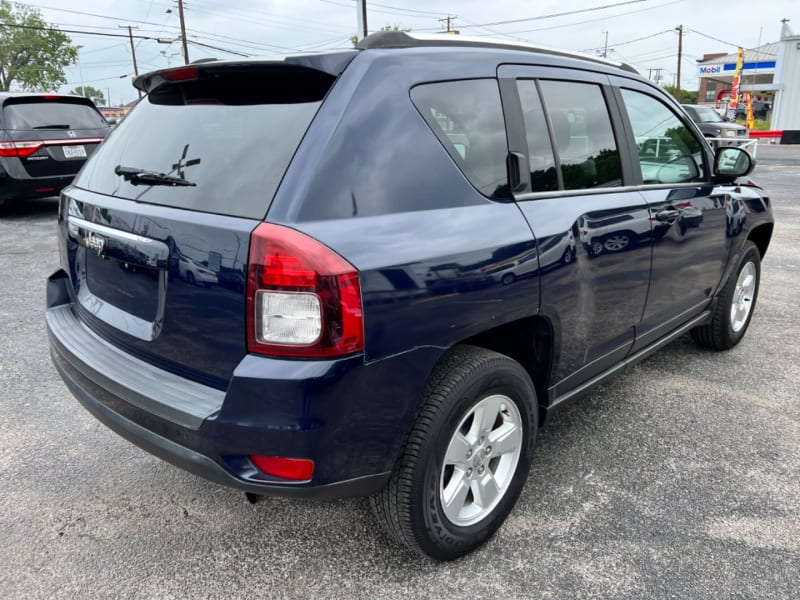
[1,145,798,599]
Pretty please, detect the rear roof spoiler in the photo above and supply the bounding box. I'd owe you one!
[134,51,358,94]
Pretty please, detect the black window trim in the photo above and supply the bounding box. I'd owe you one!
[496,64,634,201]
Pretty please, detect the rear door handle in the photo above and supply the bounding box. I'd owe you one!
[655,209,681,222]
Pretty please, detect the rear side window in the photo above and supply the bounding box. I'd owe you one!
[516,80,558,192]
[621,89,706,184]
[75,68,334,219]
[411,79,509,199]
[3,98,108,130]
[538,80,622,190]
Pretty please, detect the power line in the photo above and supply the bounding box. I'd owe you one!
[420,0,657,30]
[187,39,249,57]
[190,0,350,38]
[319,0,434,23]
[420,0,683,36]
[685,28,741,49]
[0,21,252,58]
[0,21,156,40]
[368,2,447,17]
[14,1,303,53]
[581,29,673,53]
[13,2,181,30]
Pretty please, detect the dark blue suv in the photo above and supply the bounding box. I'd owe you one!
[47,32,774,560]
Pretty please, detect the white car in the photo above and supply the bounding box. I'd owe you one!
[178,256,218,287]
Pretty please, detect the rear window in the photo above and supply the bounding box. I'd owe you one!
[3,98,108,130]
[74,68,334,219]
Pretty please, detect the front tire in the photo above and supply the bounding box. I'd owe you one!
[370,345,537,560]
[692,241,761,350]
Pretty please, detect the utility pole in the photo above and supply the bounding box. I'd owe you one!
[119,25,141,99]
[675,24,683,102]
[177,0,189,65]
[360,0,368,39]
[439,14,457,33]
[75,45,86,96]
[601,30,609,58]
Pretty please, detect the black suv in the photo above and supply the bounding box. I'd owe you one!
[0,94,110,207]
[46,32,773,560]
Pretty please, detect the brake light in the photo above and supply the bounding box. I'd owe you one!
[161,66,199,82]
[250,455,315,481]
[246,223,364,358]
[0,141,44,158]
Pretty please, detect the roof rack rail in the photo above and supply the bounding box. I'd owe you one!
[356,31,638,74]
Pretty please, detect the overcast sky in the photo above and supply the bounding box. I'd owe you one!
[15,0,798,105]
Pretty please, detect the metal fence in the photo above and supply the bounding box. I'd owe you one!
[706,137,758,158]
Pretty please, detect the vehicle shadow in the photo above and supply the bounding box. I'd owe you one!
[0,196,59,219]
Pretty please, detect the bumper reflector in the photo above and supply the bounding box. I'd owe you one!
[250,455,314,481]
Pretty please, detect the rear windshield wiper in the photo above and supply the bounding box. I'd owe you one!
[32,123,71,129]
[114,165,196,187]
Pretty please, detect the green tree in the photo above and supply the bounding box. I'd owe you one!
[351,24,410,47]
[0,1,77,92]
[662,84,698,104]
[70,85,105,105]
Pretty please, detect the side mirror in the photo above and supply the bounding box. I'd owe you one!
[714,146,755,181]
[106,117,117,126]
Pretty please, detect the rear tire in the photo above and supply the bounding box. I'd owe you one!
[692,241,760,350]
[370,345,537,560]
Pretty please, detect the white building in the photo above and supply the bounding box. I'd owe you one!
[697,20,800,130]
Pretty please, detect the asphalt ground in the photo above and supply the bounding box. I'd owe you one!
[1,145,798,599]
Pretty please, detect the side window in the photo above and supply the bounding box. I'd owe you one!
[516,80,558,192]
[411,79,509,199]
[538,80,623,190]
[620,89,706,184]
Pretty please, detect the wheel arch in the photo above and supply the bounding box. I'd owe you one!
[747,222,773,258]
[457,315,554,425]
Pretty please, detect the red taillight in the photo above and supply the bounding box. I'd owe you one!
[0,141,44,158]
[161,66,199,82]
[246,223,364,358]
[250,455,314,481]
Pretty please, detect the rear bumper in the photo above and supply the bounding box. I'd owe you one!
[0,168,73,201]
[46,270,411,498]
[50,344,386,498]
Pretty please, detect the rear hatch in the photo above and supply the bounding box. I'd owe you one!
[1,96,110,177]
[60,60,347,388]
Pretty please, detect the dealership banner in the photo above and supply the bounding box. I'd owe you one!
[744,92,755,129]
[727,47,745,121]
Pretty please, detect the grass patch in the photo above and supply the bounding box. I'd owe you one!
[736,118,771,131]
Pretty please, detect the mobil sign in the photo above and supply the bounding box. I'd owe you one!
[699,64,723,75]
